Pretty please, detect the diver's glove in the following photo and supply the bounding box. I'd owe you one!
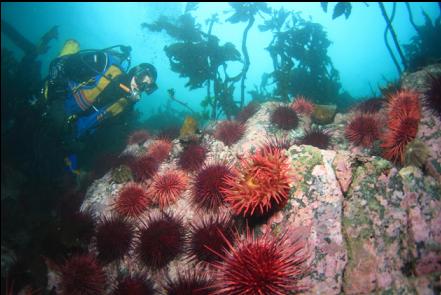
[129,90,141,102]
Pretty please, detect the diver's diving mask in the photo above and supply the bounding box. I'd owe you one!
[137,76,158,95]
[133,66,158,95]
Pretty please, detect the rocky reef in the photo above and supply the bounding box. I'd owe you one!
[48,65,441,294]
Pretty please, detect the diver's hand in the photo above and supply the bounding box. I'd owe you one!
[129,91,141,102]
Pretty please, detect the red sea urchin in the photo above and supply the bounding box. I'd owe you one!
[192,163,233,211]
[387,89,421,123]
[178,143,207,172]
[114,182,150,218]
[210,230,309,295]
[382,116,420,163]
[113,275,155,295]
[271,105,299,130]
[148,170,188,209]
[381,89,421,163]
[127,130,150,146]
[147,139,173,163]
[291,96,314,116]
[95,216,134,264]
[60,254,106,295]
[222,147,292,218]
[187,215,235,265]
[214,121,245,146]
[136,212,186,270]
[345,114,381,147]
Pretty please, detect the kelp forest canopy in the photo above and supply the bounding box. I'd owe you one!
[142,2,441,118]
[142,4,348,118]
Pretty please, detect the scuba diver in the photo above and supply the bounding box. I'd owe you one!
[42,40,158,177]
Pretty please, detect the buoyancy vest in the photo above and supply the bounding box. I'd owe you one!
[65,50,130,117]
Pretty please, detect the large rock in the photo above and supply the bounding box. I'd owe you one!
[60,66,441,294]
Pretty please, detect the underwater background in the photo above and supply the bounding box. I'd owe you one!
[1,2,441,294]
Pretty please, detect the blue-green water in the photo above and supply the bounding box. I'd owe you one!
[2,2,439,117]
[1,2,440,294]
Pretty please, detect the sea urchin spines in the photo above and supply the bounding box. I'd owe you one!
[136,212,186,270]
[222,147,293,218]
[114,182,151,218]
[127,130,150,146]
[192,163,234,211]
[259,135,295,153]
[381,116,420,163]
[214,121,246,146]
[129,155,159,182]
[178,143,207,172]
[163,269,214,295]
[298,126,332,150]
[187,214,235,265]
[345,114,381,147]
[147,139,173,163]
[112,275,155,295]
[95,216,134,264]
[424,72,441,120]
[381,89,421,163]
[148,170,188,209]
[60,254,106,295]
[210,229,309,295]
[236,102,260,123]
[387,89,421,122]
[271,105,299,130]
[291,96,314,116]
[354,97,384,114]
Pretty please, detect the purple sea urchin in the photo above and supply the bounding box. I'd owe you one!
[187,215,235,265]
[298,127,331,150]
[136,212,186,270]
[112,275,155,295]
[95,216,134,264]
[271,106,299,130]
[424,72,441,120]
[192,163,233,211]
[178,143,207,172]
[60,254,106,295]
[163,269,214,295]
